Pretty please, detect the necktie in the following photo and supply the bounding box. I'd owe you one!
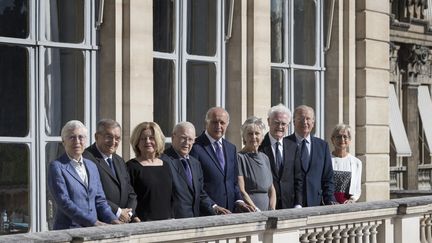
[106,157,116,177]
[214,141,226,170]
[275,142,283,172]
[181,158,193,187]
[301,139,310,169]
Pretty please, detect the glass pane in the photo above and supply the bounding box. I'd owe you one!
[293,0,316,65]
[154,58,175,136]
[46,0,84,43]
[186,61,216,132]
[0,0,29,38]
[45,142,64,231]
[187,0,216,56]
[45,48,85,136]
[153,0,175,53]
[293,70,316,109]
[0,143,30,235]
[0,45,29,137]
[271,68,285,106]
[271,0,284,63]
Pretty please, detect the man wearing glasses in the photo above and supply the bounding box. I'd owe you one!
[48,120,121,229]
[83,119,140,223]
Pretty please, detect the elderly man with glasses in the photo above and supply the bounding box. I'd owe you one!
[83,119,139,223]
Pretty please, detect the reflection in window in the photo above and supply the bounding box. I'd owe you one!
[271,0,285,63]
[45,48,85,136]
[45,0,84,43]
[294,0,316,65]
[0,0,29,38]
[154,59,176,136]
[153,0,175,53]
[187,61,216,132]
[294,70,316,109]
[45,142,64,231]
[187,0,216,56]
[0,143,30,235]
[0,45,29,137]
[271,68,285,106]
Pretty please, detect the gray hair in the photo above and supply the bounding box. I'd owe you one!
[96,119,121,134]
[268,103,292,120]
[205,107,230,123]
[241,116,266,144]
[173,121,196,135]
[331,123,352,139]
[61,120,88,141]
[294,105,315,120]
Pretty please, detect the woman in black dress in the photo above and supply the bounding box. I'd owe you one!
[126,122,173,221]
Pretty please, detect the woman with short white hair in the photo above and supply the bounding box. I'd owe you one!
[237,116,276,211]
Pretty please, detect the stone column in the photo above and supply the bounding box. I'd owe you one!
[355,1,390,201]
[121,0,153,159]
[399,44,423,190]
[324,0,356,151]
[226,0,271,147]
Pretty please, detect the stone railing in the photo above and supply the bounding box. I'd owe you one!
[2,196,432,242]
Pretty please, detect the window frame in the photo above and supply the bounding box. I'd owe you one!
[270,0,325,136]
[0,0,98,232]
[153,0,226,140]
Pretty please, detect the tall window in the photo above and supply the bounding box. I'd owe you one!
[0,0,97,233]
[271,0,324,135]
[153,0,225,137]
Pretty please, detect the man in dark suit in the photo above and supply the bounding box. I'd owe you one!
[48,120,121,229]
[164,121,229,218]
[287,105,336,207]
[259,104,303,209]
[190,107,254,213]
[83,119,139,223]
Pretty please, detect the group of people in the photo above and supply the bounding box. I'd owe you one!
[47,104,362,230]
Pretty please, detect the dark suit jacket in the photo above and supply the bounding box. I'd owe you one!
[83,143,137,216]
[286,134,335,207]
[47,153,117,230]
[190,132,242,212]
[258,133,303,208]
[163,147,215,218]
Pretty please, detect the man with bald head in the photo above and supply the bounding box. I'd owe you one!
[190,107,254,213]
[285,105,336,207]
[164,122,229,217]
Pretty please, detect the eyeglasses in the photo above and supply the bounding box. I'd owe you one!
[67,135,87,142]
[103,134,121,142]
[334,135,350,140]
[272,121,288,127]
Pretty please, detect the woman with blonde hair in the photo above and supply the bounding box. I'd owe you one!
[331,123,362,204]
[126,122,173,221]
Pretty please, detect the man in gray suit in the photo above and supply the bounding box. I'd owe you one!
[83,119,139,223]
[164,122,228,218]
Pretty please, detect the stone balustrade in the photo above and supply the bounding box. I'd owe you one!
[2,196,432,242]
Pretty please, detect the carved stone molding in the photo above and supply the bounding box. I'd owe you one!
[397,44,432,84]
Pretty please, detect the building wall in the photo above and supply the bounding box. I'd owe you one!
[99,0,390,200]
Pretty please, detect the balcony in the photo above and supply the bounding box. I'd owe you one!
[1,196,432,242]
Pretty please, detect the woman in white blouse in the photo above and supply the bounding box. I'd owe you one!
[330,124,362,204]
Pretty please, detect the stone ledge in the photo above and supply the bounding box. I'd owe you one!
[3,196,432,242]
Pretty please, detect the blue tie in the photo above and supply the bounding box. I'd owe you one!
[214,141,226,170]
[106,157,116,177]
[275,142,283,173]
[181,158,193,187]
[301,139,309,169]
